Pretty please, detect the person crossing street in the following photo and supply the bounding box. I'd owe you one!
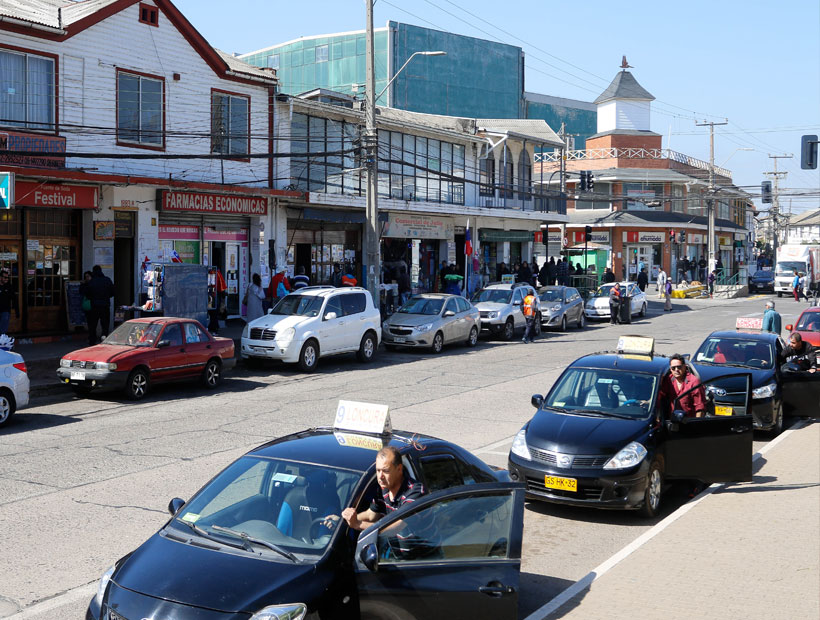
[522,289,538,343]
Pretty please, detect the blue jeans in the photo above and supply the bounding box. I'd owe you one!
[0,311,10,335]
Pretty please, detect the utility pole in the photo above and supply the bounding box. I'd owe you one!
[364,0,379,300]
[696,120,728,277]
[765,153,792,255]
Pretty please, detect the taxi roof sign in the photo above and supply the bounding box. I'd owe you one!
[334,400,391,435]
[616,335,655,356]
[736,317,763,331]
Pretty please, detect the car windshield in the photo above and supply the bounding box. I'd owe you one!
[270,295,324,317]
[544,367,657,418]
[103,321,163,347]
[753,271,773,279]
[592,285,614,298]
[539,290,562,302]
[694,337,774,369]
[398,297,443,315]
[170,456,362,557]
[471,289,512,304]
[795,313,820,331]
[776,261,805,276]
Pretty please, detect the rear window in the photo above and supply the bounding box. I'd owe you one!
[340,292,367,316]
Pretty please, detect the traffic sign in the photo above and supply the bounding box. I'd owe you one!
[0,172,13,209]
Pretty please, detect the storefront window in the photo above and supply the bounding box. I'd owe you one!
[25,209,80,310]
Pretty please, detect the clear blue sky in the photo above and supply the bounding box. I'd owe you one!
[174,0,820,213]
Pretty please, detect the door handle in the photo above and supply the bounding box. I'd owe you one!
[730,426,748,433]
[479,584,515,597]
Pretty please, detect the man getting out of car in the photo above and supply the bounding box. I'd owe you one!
[660,354,707,418]
[780,333,818,373]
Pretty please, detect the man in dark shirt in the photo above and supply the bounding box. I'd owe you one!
[637,267,649,292]
[0,269,19,335]
[780,333,818,372]
[80,265,114,345]
[291,266,310,290]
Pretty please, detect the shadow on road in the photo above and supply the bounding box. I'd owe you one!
[518,572,577,619]
[0,412,82,434]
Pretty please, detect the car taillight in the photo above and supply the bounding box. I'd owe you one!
[13,362,27,374]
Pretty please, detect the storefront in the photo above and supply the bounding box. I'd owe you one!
[382,213,453,293]
[478,229,535,279]
[717,234,734,276]
[623,230,664,280]
[286,208,363,285]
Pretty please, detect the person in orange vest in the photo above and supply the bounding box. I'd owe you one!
[522,290,538,344]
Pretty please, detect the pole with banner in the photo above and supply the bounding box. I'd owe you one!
[464,219,471,296]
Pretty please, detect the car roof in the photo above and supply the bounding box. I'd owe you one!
[483,282,531,290]
[412,293,452,299]
[126,317,196,324]
[538,286,570,292]
[246,427,457,472]
[703,330,780,343]
[290,286,368,297]
[568,352,671,375]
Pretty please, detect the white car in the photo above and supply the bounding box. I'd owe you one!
[584,282,648,321]
[0,348,30,428]
[240,286,381,372]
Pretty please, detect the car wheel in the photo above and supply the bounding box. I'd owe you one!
[770,400,784,436]
[431,331,444,354]
[502,319,514,341]
[125,368,149,401]
[639,303,647,318]
[357,332,377,363]
[298,339,319,372]
[201,358,222,389]
[0,390,15,428]
[577,311,586,329]
[466,326,479,347]
[560,315,567,332]
[639,461,663,518]
[534,315,542,337]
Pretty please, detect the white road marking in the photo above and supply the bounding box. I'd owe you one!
[524,420,809,620]
[6,583,96,619]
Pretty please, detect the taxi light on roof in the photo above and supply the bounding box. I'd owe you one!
[334,400,392,435]
[736,317,763,331]
[616,335,655,356]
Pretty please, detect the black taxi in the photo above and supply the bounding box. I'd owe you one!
[88,403,525,620]
[507,336,754,518]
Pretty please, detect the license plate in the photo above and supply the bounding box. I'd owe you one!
[253,346,270,352]
[70,371,85,380]
[545,475,577,492]
[393,336,406,343]
[107,609,127,620]
[714,405,733,416]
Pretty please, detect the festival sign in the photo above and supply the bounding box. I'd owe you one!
[15,180,97,208]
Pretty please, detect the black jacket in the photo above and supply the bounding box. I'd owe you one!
[637,271,649,291]
[0,281,19,315]
[781,342,818,369]
[81,274,115,308]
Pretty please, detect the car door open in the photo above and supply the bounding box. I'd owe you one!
[780,362,820,418]
[662,373,754,483]
[354,482,524,620]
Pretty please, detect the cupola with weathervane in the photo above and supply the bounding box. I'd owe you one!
[586,57,662,151]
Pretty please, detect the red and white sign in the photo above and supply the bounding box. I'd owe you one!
[203,226,248,242]
[736,317,763,330]
[0,131,66,169]
[159,190,267,216]
[15,180,97,209]
[158,225,200,240]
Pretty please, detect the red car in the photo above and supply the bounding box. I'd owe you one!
[785,307,820,348]
[57,318,235,400]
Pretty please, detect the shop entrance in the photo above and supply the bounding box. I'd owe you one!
[0,240,22,333]
[209,241,241,316]
[113,211,135,308]
[625,244,660,280]
[295,243,311,279]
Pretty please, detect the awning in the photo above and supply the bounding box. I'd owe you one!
[301,207,367,224]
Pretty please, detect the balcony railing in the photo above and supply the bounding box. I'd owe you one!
[535,148,731,179]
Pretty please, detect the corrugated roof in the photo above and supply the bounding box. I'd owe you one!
[789,208,820,227]
[594,70,655,104]
[216,49,277,82]
[476,118,563,147]
[566,209,745,231]
[61,0,120,25]
[0,0,66,28]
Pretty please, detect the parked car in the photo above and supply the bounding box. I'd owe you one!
[748,270,775,293]
[87,426,525,620]
[584,282,647,321]
[539,286,585,331]
[0,347,29,428]
[382,293,480,352]
[472,282,541,340]
[57,318,235,400]
[240,286,381,372]
[785,307,820,348]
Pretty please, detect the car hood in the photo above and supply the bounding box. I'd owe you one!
[63,344,143,362]
[385,313,441,326]
[526,409,648,455]
[691,362,772,388]
[586,297,610,307]
[113,532,325,614]
[248,314,313,331]
[474,302,509,312]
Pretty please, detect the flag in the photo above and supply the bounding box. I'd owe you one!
[141,256,151,273]
[170,249,183,263]
[465,226,473,256]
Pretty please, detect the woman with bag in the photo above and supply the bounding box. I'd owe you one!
[244,273,266,323]
[664,279,673,312]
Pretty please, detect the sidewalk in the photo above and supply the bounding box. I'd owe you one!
[538,421,820,620]
[16,319,247,399]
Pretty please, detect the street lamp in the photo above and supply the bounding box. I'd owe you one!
[719,147,753,168]
[376,51,447,105]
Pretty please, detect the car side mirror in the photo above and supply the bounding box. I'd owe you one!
[157,339,170,348]
[513,300,521,306]
[531,394,544,409]
[443,310,455,317]
[168,497,185,516]
[785,324,793,331]
[360,542,379,572]
[324,311,337,321]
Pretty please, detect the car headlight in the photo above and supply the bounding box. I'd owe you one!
[550,304,561,312]
[277,327,296,344]
[95,362,117,370]
[250,603,307,620]
[486,311,498,319]
[510,429,531,460]
[603,441,647,470]
[60,358,70,368]
[752,383,777,399]
[242,324,249,339]
[415,323,434,332]
[94,565,115,607]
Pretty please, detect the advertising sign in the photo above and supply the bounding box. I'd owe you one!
[0,172,12,209]
[382,213,454,239]
[0,131,66,169]
[15,180,98,209]
[159,225,200,240]
[334,400,392,435]
[573,230,610,244]
[203,227,248,242]
[159,190,268,215]
[689,234,704,245]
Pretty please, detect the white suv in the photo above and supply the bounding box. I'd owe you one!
[240,286,381,372]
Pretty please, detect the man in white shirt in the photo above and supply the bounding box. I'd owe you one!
[656,268,667,299]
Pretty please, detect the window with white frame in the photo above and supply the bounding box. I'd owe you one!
[211,92,249,156]
[672,184,685,212]
[117,70,163,147]
[315,45,329,63]
[0,48,55,131]
[267,54,280,70]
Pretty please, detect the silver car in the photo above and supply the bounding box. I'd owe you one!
[472,282,541,340]
[539,286,585,331]
[382,294,481,353]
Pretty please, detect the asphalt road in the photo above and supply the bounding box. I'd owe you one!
[0,293,802,619]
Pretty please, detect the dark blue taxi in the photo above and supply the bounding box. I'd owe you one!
[507,336,754,518]
[88,425,525,620]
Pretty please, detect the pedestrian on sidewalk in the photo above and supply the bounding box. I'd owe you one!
[664,279,673,311]
[267,266,291,301]
[609,282,622,324]
[762,301,782,336]
[792,270,801,301]
[656,267,667,299]
[521,289,538,343]
[637,267,648,292]
[0,268,19,336]
[244,273,266,323]
[603,267,616,283]
[699,256,707,283]
[292,266,310,290]
[708,270,716,298]
[80,265,115,345]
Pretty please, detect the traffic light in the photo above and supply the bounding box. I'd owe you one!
[586,171,594,192]
[579,171,588,192]
[679,230,686,244]
[801,134,818,170]
[761,180,772,204]
[669,230,676,244]
[585,225,592,242]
